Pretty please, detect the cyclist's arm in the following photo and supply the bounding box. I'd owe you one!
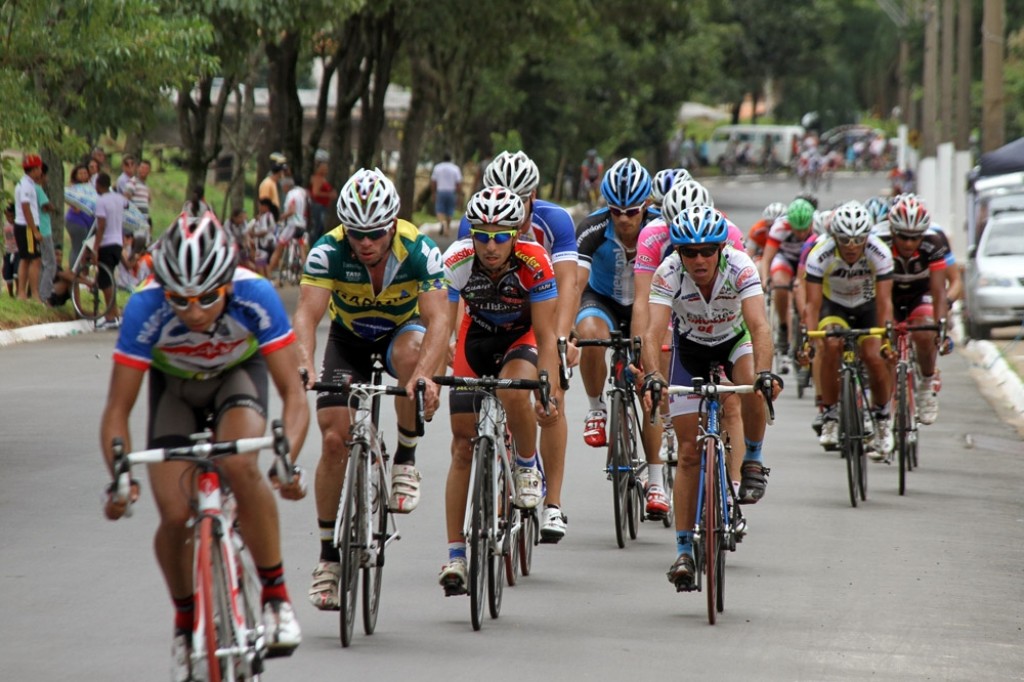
[292,283,331,385]
[571,263,590,327]
[804,279,823,330]
[631,270,654,345]
[741,292,774,373]
[531,297,563,415]
[265,342,310,462]
[875,278,894,325]
[443,299,460,374]
[929,266,947,324]
[407,288,449,413]
[758,241,779,285]
[641,300,672,382]
[945,263,963,303]
[99,362,146,475]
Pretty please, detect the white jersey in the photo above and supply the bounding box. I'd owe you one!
[14,175,39,225]
[804,235,894,308]
[649,246,763,346]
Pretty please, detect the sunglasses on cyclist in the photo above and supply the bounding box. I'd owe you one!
[165,286,226,310]
[834,235,868,247]
[346,226,391,242]
[679,245,720,259]
[894,233,923,242]
[470,228,518,245]
[608,205,645,218]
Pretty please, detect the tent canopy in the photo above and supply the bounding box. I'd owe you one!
[978,137,1024,178]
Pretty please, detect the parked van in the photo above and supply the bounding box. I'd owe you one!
[705,124,805,169]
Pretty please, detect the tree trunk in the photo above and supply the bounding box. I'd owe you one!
[265,31,304,179]
[124,131,144,162]
[397,60,434,221]
[305,55,338,183]
[955,0,972,149]
[41,146,65,263]
[328,14,374,189]
[357,10,401,170]
[940,0,954,143]
[921,0,939,157]
[981,0,1005,153]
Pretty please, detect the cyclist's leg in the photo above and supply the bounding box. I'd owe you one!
[575,290,617,446]
[769,258,794,349]
[907,301,940,423]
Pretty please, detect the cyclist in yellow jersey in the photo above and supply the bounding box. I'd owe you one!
[293,168,449,611]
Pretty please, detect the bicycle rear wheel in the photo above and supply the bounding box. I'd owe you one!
[71,262,114,321]
[662,450,675,528]
[235,540,264,679]
[488,459,508,619]
[840,372,861,508]
[703,438,719,625]
[608,393,629,548]
[362,458,388,635]
[337,453,361,647]
[517,509,536,577]
[627,462,645,540]
[468,440,489,631]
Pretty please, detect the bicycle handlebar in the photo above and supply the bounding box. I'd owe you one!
[110,419,294,515]
[433,370,551,414]
[647,378,777,426]
[556,337,571,390]
[303,369,427,436]
[806,326,889,340]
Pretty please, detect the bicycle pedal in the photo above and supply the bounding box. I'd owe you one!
[538,533,562,545]
[264,645,297,659]
[645,511,668,522]
[442,580,467,597]
[673,579,698,593]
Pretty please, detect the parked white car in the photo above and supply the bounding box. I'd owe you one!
[965,210,1024,339]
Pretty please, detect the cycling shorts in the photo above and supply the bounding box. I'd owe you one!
[769,251,799,278]
[894,294,934,323]
[316,318,424,410]
[818,298,877,332]
[147,354,269,448]
[98,245,122,289]
[575,286,633,337]
[450,316,537,415]
[667,332,751,417]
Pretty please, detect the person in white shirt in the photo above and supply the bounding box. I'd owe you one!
[126,160,152,239]
[93,173,127,329]
[430,154,462,235]
[14,154,43,301]
[268,175,309,277]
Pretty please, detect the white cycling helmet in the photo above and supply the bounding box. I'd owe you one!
[484,151,540,197]
[811,210,829,236]
[465,186,525,227]
[153,211,237,297]
[336,168,400,230]
[650,168,693,206]
[763,201,787,222]
[661,179,713,224]
[889,194,932,235]
[829,201,873,240]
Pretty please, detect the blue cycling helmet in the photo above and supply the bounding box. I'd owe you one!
[601,158,651,208]
[650,168,693,206]
[669,206,729,246]
[864,196,890,223]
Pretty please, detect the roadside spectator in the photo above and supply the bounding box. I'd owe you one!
[116,155,136,195]
[126,159,152,241]
[14,154,43,301]
[36,163,57,303]
[308,160,335,244]
[251,197,278,278]
[3,204,17,297]
[93,172,125,329]
[269,175,309,276]
[88,158,101,187]
[181,185,211,219]
[260,158,287,212]
[431,154,462,235]
[66,164,94,270]
[115,233,152,292]
[91,146,109,174]
[227,208,255,270]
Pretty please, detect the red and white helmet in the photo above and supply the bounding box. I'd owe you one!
[153,211,237,296]
[889,194,931,236]
[484,151,540,197]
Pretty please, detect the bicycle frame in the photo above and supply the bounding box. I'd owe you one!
[892,320,942,495]
[111,427,292,681]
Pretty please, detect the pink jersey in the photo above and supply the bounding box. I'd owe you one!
[634,218,746,274]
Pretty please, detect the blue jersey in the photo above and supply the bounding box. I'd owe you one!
[113,268,296,380]
[458,198,578,266]
[575,207,659,306]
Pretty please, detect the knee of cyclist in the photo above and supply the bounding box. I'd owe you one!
[159,505,193,531]
[449,439,473,468]
[321,428,351,459]
[496,389,531,412]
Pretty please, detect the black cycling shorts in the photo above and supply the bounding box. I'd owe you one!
[818,298,877,330]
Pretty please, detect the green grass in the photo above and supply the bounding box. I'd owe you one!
[0,294,76,329]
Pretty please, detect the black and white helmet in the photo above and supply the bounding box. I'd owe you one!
[483,151,540,197]
[336,168,400,229]
[153,211,237,297]
[465,186,525,227]
[829,201,873,240]
[661,179,713,224]
[650,168,693,207]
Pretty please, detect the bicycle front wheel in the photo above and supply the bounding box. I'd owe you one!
[362,457,387,635]
[487,457,508,619]
[703,438,721,625]
[195,516,223,682]
[71,262,114,321]
[517,509,536,577]
[608,393,629,548]
[337,452,362,647]
[468,439,489,631]
[840,372,862,508]
[895,362,910,496]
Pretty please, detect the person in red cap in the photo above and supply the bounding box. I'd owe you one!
[14,154,43,300]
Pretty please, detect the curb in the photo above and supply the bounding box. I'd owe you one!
[0,319,96,348]
[960,339,1024,419]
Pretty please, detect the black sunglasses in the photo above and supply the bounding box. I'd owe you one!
[679,245,720,259]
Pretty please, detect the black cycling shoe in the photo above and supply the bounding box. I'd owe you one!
[667,553,697,592]
[738,461,770,505]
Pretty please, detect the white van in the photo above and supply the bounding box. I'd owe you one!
[705,124,805,169]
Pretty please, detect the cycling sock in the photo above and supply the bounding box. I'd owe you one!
[394,426,418,466]
[648,464,663,487]
[258,563,289,605]
[588,395,605,412]
[173,595,195,634]
[872,404,890,419]
[676,530,694,556]
[516,452,539,469]
[732,480,741,498]
[743,439,764,463]
[319,518,340,563]
[448,542,467,562]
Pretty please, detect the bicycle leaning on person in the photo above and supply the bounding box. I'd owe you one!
[638,206,780,590]
[292,167,449,613]
[99,212,310,682]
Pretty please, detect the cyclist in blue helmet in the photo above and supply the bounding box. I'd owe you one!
[574,157,665,514]
[640,205,781,591]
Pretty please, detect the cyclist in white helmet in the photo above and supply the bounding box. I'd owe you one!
[293,168,450,611]
[100,212,310,677]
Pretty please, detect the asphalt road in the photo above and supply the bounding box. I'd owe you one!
[1,173,1022,681]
